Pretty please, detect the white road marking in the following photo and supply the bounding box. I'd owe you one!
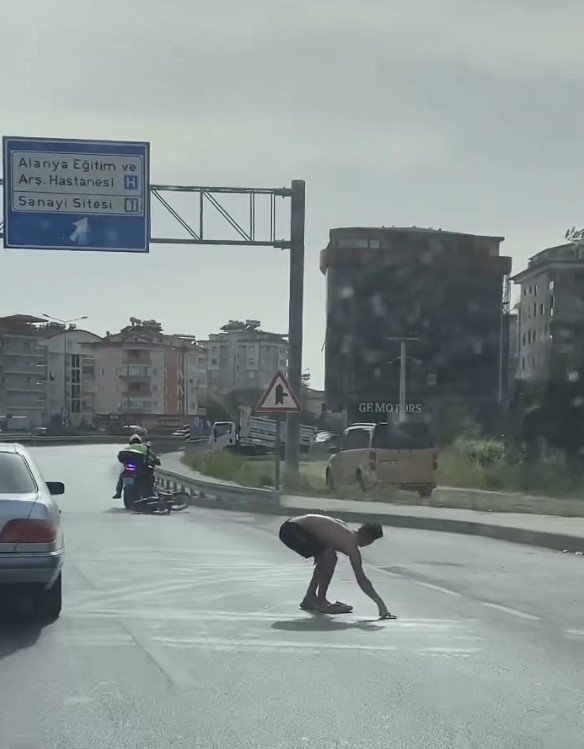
[152,635,480,656]
[565,629,584,638]
[414,581,462,597]
[482,602,541,621]
[63,609,477,627]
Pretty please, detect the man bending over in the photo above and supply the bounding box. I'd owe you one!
[279,514,396,619]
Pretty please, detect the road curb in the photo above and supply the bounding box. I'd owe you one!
[155,468,584,553]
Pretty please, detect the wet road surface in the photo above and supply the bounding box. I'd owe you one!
[0,444,582,748]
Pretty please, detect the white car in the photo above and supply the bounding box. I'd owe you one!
[0,442,64,619]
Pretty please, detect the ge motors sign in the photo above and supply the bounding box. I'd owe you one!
[358,402,423,415]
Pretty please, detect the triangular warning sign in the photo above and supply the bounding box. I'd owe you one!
[256,371,303,415]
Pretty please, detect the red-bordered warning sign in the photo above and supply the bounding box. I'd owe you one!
[256,371,303,414]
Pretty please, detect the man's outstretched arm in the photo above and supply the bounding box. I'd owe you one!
[349,549,389,617]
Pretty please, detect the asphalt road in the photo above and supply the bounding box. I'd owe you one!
[0,445,583,748]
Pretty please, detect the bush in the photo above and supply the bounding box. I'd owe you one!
[453,438,506,467]
[438,439,583,497]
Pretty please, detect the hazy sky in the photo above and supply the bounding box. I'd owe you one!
[1,0,583,388]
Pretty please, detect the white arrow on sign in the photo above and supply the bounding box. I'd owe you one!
[70,218,89,244]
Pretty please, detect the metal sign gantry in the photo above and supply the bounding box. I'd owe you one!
[0,177,306,478]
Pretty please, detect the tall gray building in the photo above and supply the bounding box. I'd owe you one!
[512,243,584,383]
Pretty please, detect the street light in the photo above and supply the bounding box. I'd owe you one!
[386,336,420,423]
[42,314,88,425]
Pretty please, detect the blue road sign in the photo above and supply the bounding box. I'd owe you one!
[2,136,150,252]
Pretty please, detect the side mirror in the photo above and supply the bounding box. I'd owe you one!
[46,481,65,496]
[328,445,340,454]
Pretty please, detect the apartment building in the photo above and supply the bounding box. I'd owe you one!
[81,319,208,424]
[200,320,288,393]
[39,325,102,426]
[0,315,48,426]
[321,226,512,423]
[512,243,584,383]
[167,335,208,415]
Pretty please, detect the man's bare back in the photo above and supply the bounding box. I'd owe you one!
[279,514,396,619]
[291,514,358,558]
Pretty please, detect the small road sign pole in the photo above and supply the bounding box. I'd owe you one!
[256,371,302,490]
[274,417,282,491]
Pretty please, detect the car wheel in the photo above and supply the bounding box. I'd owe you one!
[356,471,367,492]
[34,573,62,622]
[326,469,335,492]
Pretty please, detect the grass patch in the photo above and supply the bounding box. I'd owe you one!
[181,443,584,511]
[437,441,584,498]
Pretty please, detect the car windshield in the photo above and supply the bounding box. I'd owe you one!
[0,452,37,493]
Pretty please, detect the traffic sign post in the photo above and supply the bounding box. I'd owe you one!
[2,136,150,252]
[256,371,302,491]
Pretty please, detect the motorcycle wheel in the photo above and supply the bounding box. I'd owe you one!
[123,487,135,510]
[170,491,191,512]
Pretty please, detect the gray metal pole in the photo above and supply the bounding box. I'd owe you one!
[497,292,505,405]
[285,179,305,480]
[274,418,281,490]
[398,340,407,423]
[63,327,68,426]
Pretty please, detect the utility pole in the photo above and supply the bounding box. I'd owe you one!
[43,313,88,425]
[285,180,305,479]
[387,336,420,423]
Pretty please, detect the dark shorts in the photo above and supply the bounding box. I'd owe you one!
[279,520,326,560]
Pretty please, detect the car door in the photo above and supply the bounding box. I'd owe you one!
[335,426,372,485]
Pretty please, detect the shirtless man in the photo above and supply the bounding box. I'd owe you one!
[278,514,396,619]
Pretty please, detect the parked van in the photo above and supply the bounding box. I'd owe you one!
[325,421,437,497]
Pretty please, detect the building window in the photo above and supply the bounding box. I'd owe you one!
[549,279,554,291]
[532,302,537,316]
[211,358,218,366]
[540,303,545,315]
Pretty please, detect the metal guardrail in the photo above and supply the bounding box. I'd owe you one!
[0,434,185,445]
[155,467,281,511]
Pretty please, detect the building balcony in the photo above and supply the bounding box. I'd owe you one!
[122,352,152,365]
[1,350,46,359]
[5,403,46,411]
[119,365,153,379]
[5,385,46,393]
[2,365,47,375]
[123,398,154,411]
